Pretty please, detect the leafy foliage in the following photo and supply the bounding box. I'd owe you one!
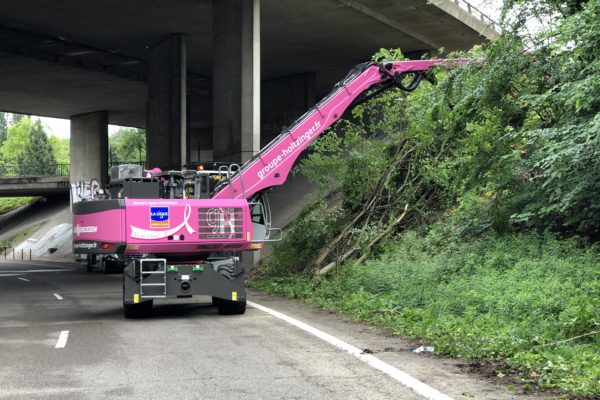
[0,112,8,147]
[0,117,34,165]
[109,127,146,163]
[0,197,36,215]
[48,136,70,164]
[18,119,56,167]
[253,230,600,396]
[256,0,600,396]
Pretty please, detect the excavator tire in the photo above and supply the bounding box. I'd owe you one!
[123,300,153,318]
[213,297,246,315]
[123,280,153,318]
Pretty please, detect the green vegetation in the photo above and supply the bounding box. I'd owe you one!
[253,230,600,395]
[18,119,56,167]
[48,136,70,164]
[0,197,36,215]
[253,0,600,396]
[0,114,62,215]
[109,127,146,164]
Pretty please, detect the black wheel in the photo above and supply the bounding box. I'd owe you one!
[86,254,97,272]
[215,298,246,315]
[102,259,110,274]
[123,300,153,318]
[123,275,153,318]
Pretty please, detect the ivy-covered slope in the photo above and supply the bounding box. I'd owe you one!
[253,0,600,397]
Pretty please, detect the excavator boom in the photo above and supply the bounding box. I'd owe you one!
[212,59,467,200]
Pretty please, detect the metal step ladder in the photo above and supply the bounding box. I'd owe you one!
[139,258,167,299]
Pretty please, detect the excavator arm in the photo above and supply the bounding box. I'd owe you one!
[212,59,467,200]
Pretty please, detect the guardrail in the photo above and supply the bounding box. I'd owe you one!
[0,163,70,178]
[109,161,146,168]
[450,0,499,31]
[1,247,32,260]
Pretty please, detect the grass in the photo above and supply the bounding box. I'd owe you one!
[251,230,600,397]
[0,197,36,214]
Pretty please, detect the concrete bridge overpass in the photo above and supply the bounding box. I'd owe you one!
[0,0,498,188]
[0,164,70,197]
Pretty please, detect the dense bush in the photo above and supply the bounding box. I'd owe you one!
[255,0,600,396]
[253,231,600,396]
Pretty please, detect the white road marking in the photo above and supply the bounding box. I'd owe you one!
[53,293,63,300]
[0,261,73,269]
[0,274,23,277]
[55,331,69,349]
[18,277,30,282]
[248,301,454,400]
[0,269,74,273]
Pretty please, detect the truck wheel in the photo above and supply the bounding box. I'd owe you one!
[215,298,246,315]
[102,259,110,274]
[86,254,96,273]
[123,300,153,319]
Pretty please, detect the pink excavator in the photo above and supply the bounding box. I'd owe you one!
[71,59,464,318]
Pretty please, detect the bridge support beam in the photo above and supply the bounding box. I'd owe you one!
[147,34,187,169]
[212,0,260,163]
[70,111,108,185]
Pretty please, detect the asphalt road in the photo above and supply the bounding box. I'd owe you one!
[0,261,541,400]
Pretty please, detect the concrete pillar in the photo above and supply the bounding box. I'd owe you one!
[147,34,187,169]
[70,111,108,185]
[188,93,213,162]
[213,0,260,163]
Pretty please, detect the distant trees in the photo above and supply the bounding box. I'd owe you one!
[0,117,33,165]
[18,119,57,169]
[0,113,8,147]
[0,115,60,175]
[109,127,146,164]
[48,136,69,164]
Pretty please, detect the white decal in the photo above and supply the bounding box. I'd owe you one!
[206,208,235,237]
[74,225,98,236]
[257,120,321,180]
[73,242,98,249]
[130,204,196,240]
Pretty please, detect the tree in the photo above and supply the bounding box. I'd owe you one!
[0,117,33,165]
[109,128,146,163]
[11,113,25,125]
[18,119,56,175]
[48,136,70,164]
[0,112,8,147]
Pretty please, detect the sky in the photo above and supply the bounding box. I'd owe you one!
[37,0,501,139]
[39,116,123,138]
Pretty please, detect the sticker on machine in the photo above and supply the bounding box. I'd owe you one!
[130,204,195,240]
[150,206,170,228]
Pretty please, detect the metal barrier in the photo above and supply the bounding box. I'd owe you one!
[450,0,499,31]
[0,163,70,178]
[1,247,32,260]
[109,161,146,168]
[0,162,146,179]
